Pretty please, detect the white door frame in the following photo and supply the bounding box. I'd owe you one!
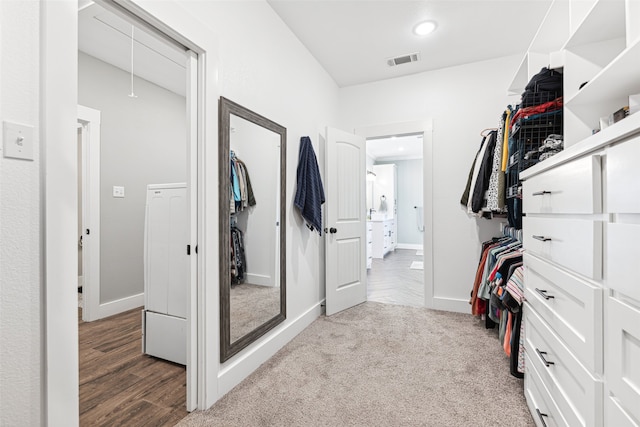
[43,1,220,423]
[354,120,434,308]
[77,105,101,322]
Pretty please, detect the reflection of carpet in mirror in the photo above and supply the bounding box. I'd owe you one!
[230,283,281,343]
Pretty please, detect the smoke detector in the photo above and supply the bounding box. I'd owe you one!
[387,52,420,67]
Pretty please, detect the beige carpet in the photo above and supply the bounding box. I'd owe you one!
[178,302,534,427]
[230,282,280,342]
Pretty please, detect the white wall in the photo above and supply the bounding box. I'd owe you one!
[339,55,521,312]
[377,159,423,246]
[181,0,339,397]
[78,52,187,303]
[0,1,43,424]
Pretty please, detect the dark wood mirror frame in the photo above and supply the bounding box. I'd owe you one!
[219,96,286,362]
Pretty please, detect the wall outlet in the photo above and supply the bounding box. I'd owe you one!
[113,186,125,198]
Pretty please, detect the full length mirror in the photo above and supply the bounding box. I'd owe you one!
[219,97,286,362]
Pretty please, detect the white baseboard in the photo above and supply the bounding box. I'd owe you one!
[97,292,144,319]
[245,273,273,287]
[428,296,470,314]
[217,300,323,398]
[396,243,423,250]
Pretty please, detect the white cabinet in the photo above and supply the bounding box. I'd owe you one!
[521,120,640,427]
[603,132,640,425]
[371,218,395,259]
[366,222,373,269]
[606,297,640,425]
[516,3,640,425]
[142,183,188,365]
[522,155,605,427]
[524,253,603,374]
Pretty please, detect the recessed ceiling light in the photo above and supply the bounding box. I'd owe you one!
[414,21,437,36]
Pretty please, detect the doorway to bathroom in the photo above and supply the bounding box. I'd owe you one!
[365,132,425,307]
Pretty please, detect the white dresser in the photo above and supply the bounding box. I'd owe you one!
[371,217,396,259]
[511,1,640,425]
[521,117,640,427]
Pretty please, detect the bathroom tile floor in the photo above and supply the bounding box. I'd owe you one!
[367,249,424,307]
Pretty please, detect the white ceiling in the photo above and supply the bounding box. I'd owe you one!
[78,1,553,158]
[268,0,553,87]
[367,134,423,161]
[78,2,187,96]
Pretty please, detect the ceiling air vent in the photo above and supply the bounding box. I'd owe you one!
[387,52,420,67]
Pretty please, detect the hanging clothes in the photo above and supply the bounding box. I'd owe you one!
[501,107,512,172]
[294,136,325,235]
[461,131,496,215]
[469,130,497,213]
[230,225,246,284]
[460,139,485,207]
[470,232,526,379]
[230,150,256,213]
[486,112,507,212]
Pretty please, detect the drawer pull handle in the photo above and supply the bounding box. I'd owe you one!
[536,408,549,427]
[532,235,552,242]
[535,288,555,300]
[532,190,552,196]
[536,348,555,367]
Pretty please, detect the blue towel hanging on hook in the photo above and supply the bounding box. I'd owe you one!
[294,136,325,235]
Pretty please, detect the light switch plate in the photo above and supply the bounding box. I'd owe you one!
[113,186,125,198]
[3,121,34,161]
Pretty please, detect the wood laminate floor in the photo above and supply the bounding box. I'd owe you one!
[367,248,424,307]
[79,307,188,426]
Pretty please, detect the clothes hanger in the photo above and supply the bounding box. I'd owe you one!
[480,128,497,137]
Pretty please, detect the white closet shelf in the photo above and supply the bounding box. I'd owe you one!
[508,52,548,95]
[506,0,569,95]
[563,0,625,49]
[565,36,640,108]
[527,0,570,53]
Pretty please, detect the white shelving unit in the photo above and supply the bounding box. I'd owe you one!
[515,1,640,425]
[507,0,570,95]
[562,0,634,147]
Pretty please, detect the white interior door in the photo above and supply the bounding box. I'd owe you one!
[77,105,101,323]
[185,50,198,412]
[325,127,367,316]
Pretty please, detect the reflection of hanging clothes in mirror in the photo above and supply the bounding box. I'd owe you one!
[230,223,246,285]
[230,150,256,213]
[379,195,388,212]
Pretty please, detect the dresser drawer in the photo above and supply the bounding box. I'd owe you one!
[524,253,603,373]
[607,222,640,301]
[523,217,602,280]
[606,297,640,424]
[606,395,639,427]
[607,135,640,213]
[525,307,603,427]
[525,352,569,427]
[523,154,601,214]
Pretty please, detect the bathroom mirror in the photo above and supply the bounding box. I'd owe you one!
[219,97,286,362]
